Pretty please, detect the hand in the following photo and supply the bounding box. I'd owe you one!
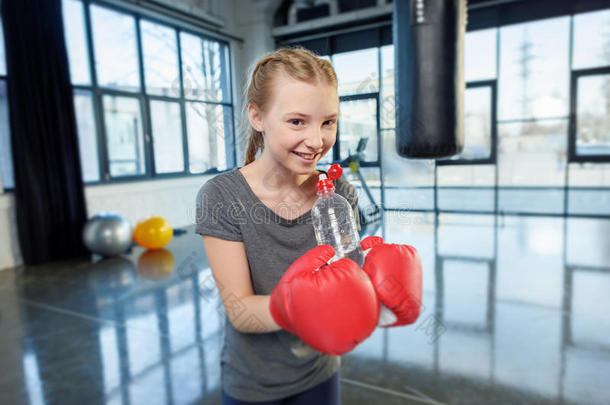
[360,236,423,328]
[269,245,379,356]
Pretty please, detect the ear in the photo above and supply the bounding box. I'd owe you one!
[247,103,265,133]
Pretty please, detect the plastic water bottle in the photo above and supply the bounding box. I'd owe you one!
[311,164,364,266]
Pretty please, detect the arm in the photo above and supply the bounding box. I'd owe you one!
[202,235,280,334]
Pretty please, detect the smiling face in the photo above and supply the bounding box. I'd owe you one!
[248,70,339,176]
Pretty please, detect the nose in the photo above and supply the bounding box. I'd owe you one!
[303,126,324,152]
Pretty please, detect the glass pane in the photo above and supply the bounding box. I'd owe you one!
[572,10,610,70]
[150,100,184,173]
[73,90,100,182]
[180,33,230,102]
[498,119,567,214]
[141,20,179,97]
[381,130,435,210]
[338,98,377,162]
[568,163,610,216]
[0,81,13,189]
[437,165,495,211]
[344,166,382,221]
[499,17,569,120]
[380,45,395,129]
[465,28,497,82]
[186,102,231,173]
[446,86,492,161]
[0,16,6,76]
[333,48,378,96]
[102,95,146,177]
[90,5,140,91]
[62,0,91,85]
[576,74,610,156]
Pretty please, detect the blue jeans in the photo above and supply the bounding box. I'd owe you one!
[221,371,340,405]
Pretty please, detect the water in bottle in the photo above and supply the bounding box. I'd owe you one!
[311,164,364,266]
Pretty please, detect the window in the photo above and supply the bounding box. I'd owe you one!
[180,32,231,103]
[333,48,378,97]
[338,96,378,163]
[58,0,235,184]
[149,100,184,173]
[572,9,610,70]
[570,10,610,163]
[63,0,91,85]
[0,15,12,190]
[440,84,495,163]
[102,95,146,177]
[73,90,100,182]
[465,28,497,82]
[90,5,140,92]
[186,103,231,173]
[380,45,394,130]
[141,20,179,97]
[497,119,568,214]
[0,15,5,76]
[292,8,610,217]
[573,73,610,158]
[499,17,570,121]
[0,81,12,190]
[180,32,233,174]
[462,86,494,160]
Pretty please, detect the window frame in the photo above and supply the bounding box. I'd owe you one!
[437,80,498,166]
[568,66,610,163]
[75,0,236,186]
[337,92,380,167]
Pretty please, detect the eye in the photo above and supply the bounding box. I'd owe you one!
[323,120,336,126]
[289,119,304,126]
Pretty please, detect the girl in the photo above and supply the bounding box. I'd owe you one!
[195,48,360,404]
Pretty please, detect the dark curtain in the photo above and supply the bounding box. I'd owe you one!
[2,0,88,265]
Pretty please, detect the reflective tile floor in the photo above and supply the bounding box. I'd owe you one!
[1,212,609,404]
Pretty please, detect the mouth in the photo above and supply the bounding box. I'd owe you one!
[292,151,318,162]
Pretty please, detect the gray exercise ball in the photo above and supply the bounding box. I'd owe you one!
[82,212,133,256]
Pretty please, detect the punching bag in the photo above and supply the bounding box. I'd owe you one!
[393,0,466,158]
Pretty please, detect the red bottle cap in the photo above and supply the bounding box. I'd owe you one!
[327,164,342,180]
[316,164,343,193]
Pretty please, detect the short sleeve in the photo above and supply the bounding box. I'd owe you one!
[195,179,243,241]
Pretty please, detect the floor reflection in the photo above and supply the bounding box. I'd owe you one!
[344,212,610,405]
[0,213,608,404]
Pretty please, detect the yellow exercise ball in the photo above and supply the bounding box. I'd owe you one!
[133,216,173,250]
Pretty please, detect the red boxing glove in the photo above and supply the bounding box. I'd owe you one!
[360,236,423,328]
[270,245,379,356]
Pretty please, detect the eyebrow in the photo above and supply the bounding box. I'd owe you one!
[284,112,338,119]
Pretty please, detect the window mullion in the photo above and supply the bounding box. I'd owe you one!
[82,0,109,183]
[135,16,154,178]
[176,29,190,174]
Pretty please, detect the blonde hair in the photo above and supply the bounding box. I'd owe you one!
[242,47,338,165]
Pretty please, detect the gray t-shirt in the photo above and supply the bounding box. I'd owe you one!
[195,166,360,401]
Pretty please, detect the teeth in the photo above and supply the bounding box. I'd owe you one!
[295,152,315,159]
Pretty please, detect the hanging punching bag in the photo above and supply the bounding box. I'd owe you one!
[393,0,466,159]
